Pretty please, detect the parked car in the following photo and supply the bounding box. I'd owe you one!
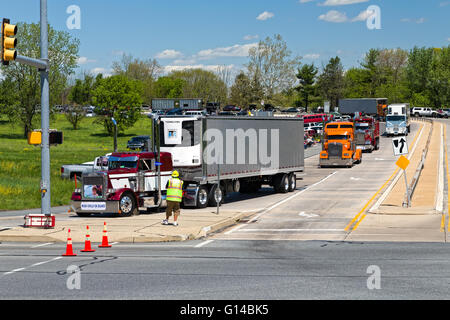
[185,110,207,116]
[223,105,241,112]
[218,111,237,116]
[411,107,439,117]
[441,109,450,118]
[127,135,151,150]
[166,108,184,115]
[282,107,301,113]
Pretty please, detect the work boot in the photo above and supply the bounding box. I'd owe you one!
[173,221,178,226]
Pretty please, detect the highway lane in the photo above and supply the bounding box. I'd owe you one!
[213,122,422,241]
[0,239,449,299]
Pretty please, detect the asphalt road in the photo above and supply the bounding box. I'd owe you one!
[0,239,449,300]
[1,120,449,301]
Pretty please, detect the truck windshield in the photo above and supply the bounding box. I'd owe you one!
[355,123,369,130]
[108,156,138,169]
[387,116,405,122]
[326,135,349,140]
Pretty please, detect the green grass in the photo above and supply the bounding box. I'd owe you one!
[0,114,151,211]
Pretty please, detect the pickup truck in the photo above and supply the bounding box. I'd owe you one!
[60,155,110,180]
[411,107,439,118]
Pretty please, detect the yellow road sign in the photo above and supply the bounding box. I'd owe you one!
[396,155,410,170]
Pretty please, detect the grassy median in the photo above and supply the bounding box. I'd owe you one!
[0,114,151,211]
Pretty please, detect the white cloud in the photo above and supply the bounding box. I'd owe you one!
[196,43,258,60]
[401,17,426,24]
[91,67,112,77]
[299,0,315,3]
[77,56,96,65]
[320,0,368,5]
[257,11,274,21]
[155,49,183,59]
[351,8,376,22]
[318,10,348,22]
[303,53,321,59]
[163,64,235,74]
[243,34,259,41]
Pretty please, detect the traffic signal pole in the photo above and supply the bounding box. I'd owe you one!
[40,0,51,216]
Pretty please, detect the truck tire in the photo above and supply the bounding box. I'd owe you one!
[274,174,289,194]
[119,192,137,217]
[288,173,296,192]
[208,184,224,207]
[197,186,209,208]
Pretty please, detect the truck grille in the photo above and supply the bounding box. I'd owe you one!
[328,142,342,158]
[356,132,366,145]
[82,173,106,200]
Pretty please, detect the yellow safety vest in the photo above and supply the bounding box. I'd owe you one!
[166,178,183,202]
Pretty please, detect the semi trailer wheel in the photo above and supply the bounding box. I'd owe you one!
[197,186,209,208]
[208,184,225,207]
[288,173,296,192]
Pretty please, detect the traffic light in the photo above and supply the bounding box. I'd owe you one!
[2,18,17,65]
[49,130,63,145]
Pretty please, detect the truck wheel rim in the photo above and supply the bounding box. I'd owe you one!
[215,187,223,203]
[199,190,208,205]
[284,177,289,191]
[290,177,296,190]
[120,196,133,213]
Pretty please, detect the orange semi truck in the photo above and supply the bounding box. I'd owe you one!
[319,122,362,168]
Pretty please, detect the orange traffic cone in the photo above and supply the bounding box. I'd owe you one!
[98,222,112,248]
[81,225,95,252]
[62,228,77,256]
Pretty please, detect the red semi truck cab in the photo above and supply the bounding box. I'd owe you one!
[354,116,380,152]
[70,152,173,217]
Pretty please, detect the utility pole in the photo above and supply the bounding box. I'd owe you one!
[3,0,52,216]
[40,0,51,216]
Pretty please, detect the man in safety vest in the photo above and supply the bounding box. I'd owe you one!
[162,170,183,226]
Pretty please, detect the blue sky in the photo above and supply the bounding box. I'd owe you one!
[3,0,449,79]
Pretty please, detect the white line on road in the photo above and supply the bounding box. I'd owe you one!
[2,257,62,277]
[194,240,214,248]
[224,171,338,235]
[238,228,345,232]
[31,242,53,248]
[298,212,319,218]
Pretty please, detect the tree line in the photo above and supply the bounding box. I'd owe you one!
[0,22,449,137]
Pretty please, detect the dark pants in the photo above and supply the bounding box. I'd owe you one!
[166,201,181,220]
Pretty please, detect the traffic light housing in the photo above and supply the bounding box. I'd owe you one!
[2,18,17,65]
[49,130,63,145]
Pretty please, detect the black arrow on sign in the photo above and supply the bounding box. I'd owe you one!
[399,138,406,154]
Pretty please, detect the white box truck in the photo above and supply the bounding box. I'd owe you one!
[386,103,410,136]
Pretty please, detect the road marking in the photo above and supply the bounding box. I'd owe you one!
[195,240,214,248]
[350,177,361,181]
[31,242,53,248]
[223,171,338,235]
[444,125,450,234]
[31,257,62,267]
[298,212,319,218]
[346,123,424,232]
[436,123,444,214]
[2,257,62,277]
[238,228,345,232]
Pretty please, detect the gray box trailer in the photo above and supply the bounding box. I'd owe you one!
[151,98,204,111]
[157,115,304,208]
[339,98,386,115]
